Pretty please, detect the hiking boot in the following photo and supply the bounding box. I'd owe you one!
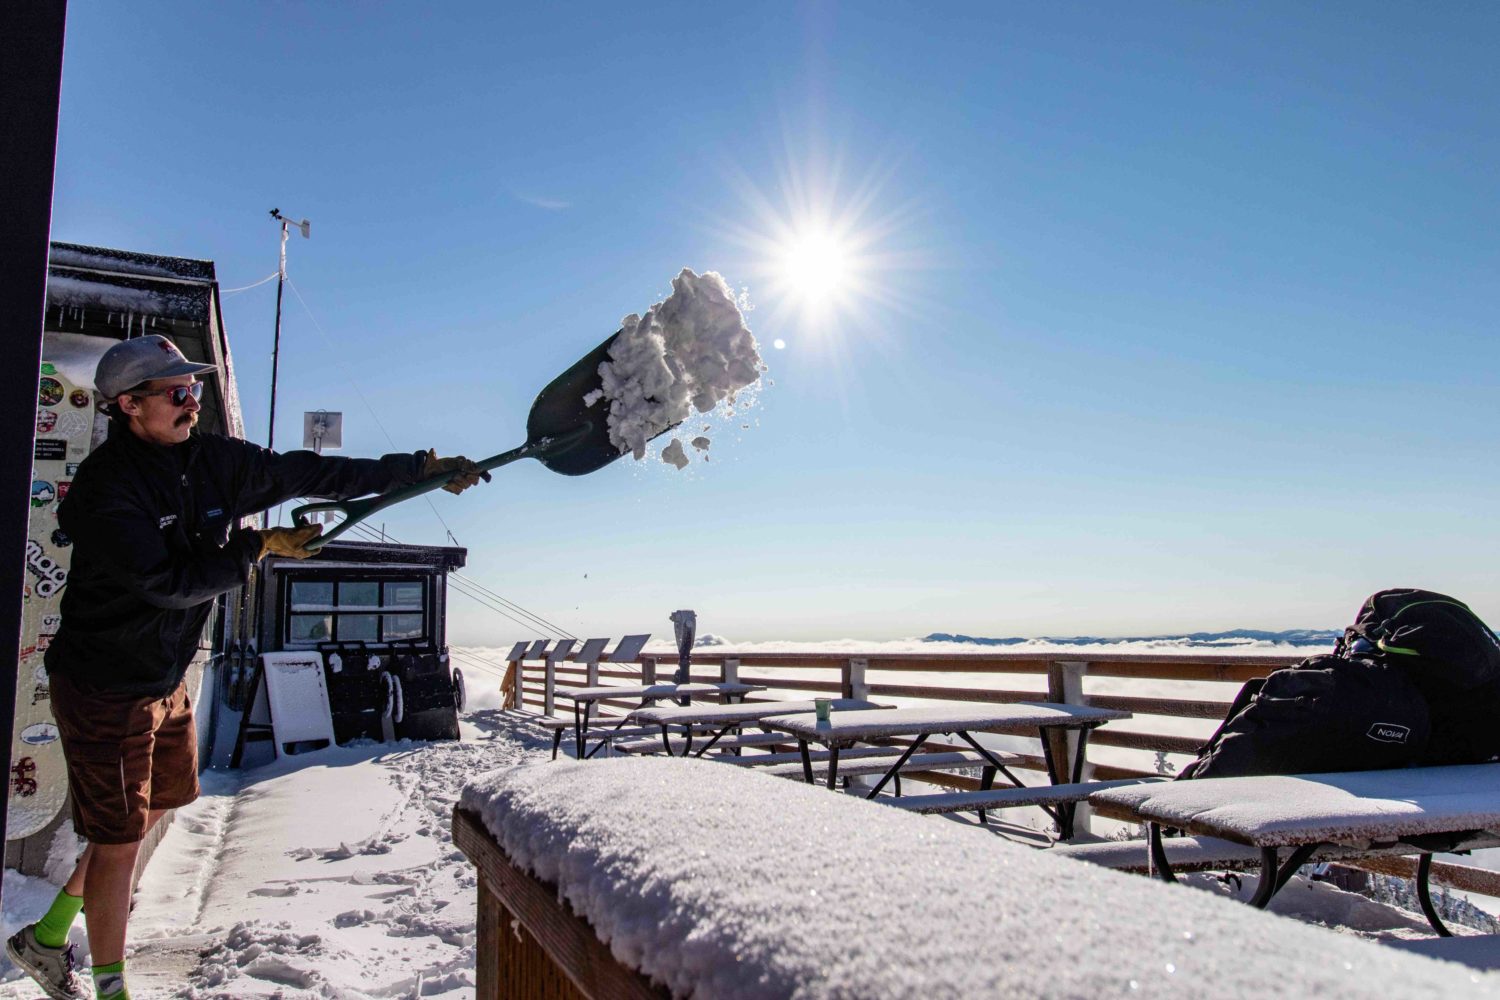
[5,924,87,1000]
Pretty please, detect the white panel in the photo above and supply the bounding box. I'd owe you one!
[260,652,336,753]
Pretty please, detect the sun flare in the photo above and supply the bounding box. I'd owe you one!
[715,147,924,347]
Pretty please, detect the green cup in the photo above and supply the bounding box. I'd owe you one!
[814,698,832,722]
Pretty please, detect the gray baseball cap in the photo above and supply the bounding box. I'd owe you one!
[95,335,217,399]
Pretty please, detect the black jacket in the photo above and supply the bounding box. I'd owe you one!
[46,425,425,697]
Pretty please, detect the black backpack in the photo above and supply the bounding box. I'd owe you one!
[1339,589,1500,765]
[1338,589,1500,692]
[1178,654,1430,780]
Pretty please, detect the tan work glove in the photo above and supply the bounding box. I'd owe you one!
[258,524,323,560]
[423,449,491,495]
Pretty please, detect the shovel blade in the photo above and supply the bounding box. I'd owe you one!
[526,329,679,476]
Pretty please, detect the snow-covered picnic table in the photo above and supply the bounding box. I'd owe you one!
[453,756,1499,1000]
[554,681,764,759]
[1089,764,1500,936]
[626,697,889,757]
[761,702,1129,839]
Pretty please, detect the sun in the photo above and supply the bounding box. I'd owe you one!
[778,229,853,305]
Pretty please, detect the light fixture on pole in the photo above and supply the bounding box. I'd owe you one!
[301,410,344,523]
[267,208,311,451]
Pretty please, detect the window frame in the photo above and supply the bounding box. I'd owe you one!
[284,573,429,648]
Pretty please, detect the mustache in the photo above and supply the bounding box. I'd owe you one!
[175,412,198,428]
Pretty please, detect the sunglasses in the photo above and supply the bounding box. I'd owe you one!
[129,382,204,407]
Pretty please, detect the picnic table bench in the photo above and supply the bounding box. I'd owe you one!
[890,776,1165,837]
[627,697,887,757]
[555,681,764,759]
[762,702,1129,839]
[1088,763,1500,936]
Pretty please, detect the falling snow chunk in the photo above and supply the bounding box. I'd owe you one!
[582,388,604,407]
[594,268,763,461]
[690,437,710,451]
[660,438,689,470]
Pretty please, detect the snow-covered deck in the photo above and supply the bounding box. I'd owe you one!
[2,702,1496,998]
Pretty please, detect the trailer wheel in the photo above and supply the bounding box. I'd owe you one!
[452,668,466,713]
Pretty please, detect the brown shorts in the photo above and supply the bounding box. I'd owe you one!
[49,673,200,845]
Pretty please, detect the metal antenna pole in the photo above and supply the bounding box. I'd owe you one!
[268,212,289,450]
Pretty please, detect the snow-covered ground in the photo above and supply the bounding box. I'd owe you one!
[0,649,1495,998]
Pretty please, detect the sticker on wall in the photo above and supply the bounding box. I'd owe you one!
[24,540,67,598]
[34,440,66,461]
[35,409,57,434]
[50,528,71,549]
[69,389,91,408]
[55,412,89,439]
[37,378,63,407]
[19,723,58,746]
[10,757,38,798]
[30,482,55,509]
[56,482,71,502]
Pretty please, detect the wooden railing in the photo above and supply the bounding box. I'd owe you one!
[514,647,1289,779]
[506,643,1500,906]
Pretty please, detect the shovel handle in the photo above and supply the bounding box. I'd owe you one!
[290,425,592,550]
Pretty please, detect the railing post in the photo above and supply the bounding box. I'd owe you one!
[543,647,557,718]
[844,658,869,701]
[839,658,873,790]
[641,655,657,686]
[502,657,520,710]
[721,658,739,684]
[1048,660,1091,836]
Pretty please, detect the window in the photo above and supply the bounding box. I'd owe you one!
[284,577,427,646]
[289,614,331,643]
[289,581,333,607]
[383,614,423,641]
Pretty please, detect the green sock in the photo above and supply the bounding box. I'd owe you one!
[33,889,83,948]
[92,960,129,1000]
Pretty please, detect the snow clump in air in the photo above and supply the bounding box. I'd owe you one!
[660,438,689,470]
[589,268,761,469]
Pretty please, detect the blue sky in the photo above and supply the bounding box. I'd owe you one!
[50,2,1500,643]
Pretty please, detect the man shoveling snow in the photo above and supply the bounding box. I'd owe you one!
[9,337,488,1000]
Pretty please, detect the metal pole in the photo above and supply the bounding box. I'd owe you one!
[268,219,288,450]
[0,0,68,910]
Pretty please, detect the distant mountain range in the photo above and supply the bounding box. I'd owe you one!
[922,628,1341,649]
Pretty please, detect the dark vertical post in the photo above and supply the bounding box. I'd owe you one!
[670,609,695,704]
[0,0,69,910]
[268,224,285,450]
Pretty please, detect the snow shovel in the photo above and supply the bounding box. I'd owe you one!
[291,331,667,550]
